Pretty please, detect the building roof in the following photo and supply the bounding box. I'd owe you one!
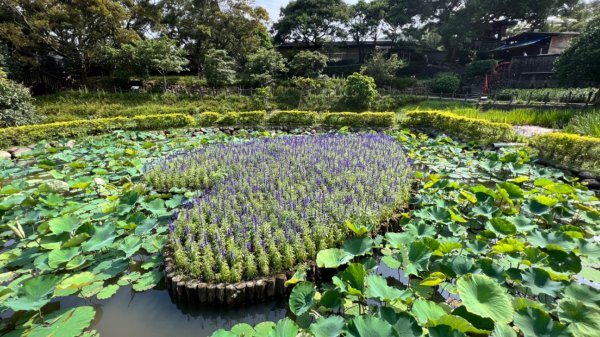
[488,32,579,53]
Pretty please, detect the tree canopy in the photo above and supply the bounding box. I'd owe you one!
[554,15,600,85]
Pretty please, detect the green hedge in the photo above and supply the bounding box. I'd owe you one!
[322,112,396,128]
[405,110,516,142]
[531,132,600,175]
[0,114,195,148]
[195,112,221,126]
[266,110,318,126]
[216,111,266,126]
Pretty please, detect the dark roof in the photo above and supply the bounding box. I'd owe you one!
[488,32,578,53]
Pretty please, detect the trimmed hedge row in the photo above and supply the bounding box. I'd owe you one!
[405,110,517,143]
[531,132,600,175]
[0,114,195,148]
[195,110,395,128]
[0,111,396,148]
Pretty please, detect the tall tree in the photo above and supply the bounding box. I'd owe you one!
[554,15,600,86]
[273,0,349,47]
[0,0,137,82]
[109,37,189,90]
[424,0,579,62]
[381,0,428,44]
[348,0,385,62]
[159,0,269,72]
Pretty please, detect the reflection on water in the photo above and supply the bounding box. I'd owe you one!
[56,283,288,337]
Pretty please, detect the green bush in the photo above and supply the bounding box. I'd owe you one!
[405,110,516,143]
[216,111,266,126]
[266,110,318,125]
[531,132,600,174]
[430,72,460,94]
[0,113,195,148]
[0,77,37,127]
[564,111,600,137]
[464,59,497,77]
[322,112,395,128]
[195,112,221,126]
[344,73,378,110]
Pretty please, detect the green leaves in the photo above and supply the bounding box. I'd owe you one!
[81,224,116,252]
[558,298,600,337]
[309,316,345,337]
[456,274,514,324]
[365,275,407,302]
[521,268,564,297]
[27,306,96,337]
[5,275,61,311]
[514,307,570,337]
[288,281,315,316]
[346,316,394,337]
[48,215,81,235]
[316,248,353,268]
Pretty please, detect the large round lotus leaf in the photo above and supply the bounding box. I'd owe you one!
[271,318,299,337]
[521,268,564,297]
[4,275,61,311]
[558,298,600,337]
[514,307,570,337]
[456,274,513,324]
[27,306,96,337]
[289,281,315,316]
[309,316,345,337]
[316,248,353,268]
[346,316,395,337]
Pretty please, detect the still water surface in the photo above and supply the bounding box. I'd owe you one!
[57,284,288,337]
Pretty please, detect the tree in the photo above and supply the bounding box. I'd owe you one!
[110,37,188,90]
[245,48,288,86]
[360,51,405,86]
[160,0,270,71]
[344,72,378,110]
[203,49,237,87]
[554,16,600,86]
[273,0,349,47]
[289,51,328,78]
[381,0,427,44]
[0,0,137,82]
[423,0,579,62]
[348,0,384,62]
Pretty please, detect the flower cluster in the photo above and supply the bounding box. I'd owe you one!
[145,134,413,283]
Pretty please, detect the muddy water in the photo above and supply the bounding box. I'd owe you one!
[57,283,287,337]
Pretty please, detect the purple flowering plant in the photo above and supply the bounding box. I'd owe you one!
[144,134,413,283]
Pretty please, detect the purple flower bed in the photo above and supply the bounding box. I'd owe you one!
[145,134,413,283]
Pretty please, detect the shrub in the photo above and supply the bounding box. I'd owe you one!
[322,112,395,128]
[266,110,318,126]
[360,51,404,86]
[0,77,37,127]
[531,132,600,174]
[464,59,497,77]
[430,72,460,93]
[195,112,221,126]
[405,110,516,143]
[289,51,328,78]
[144,134,412,283]
[0,113,194,148]
[344,73,378,110]
[564,111,600,137]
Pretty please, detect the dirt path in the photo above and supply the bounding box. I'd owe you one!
[513,125,558,137]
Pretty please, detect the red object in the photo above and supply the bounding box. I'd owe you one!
[483,72,489,95]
